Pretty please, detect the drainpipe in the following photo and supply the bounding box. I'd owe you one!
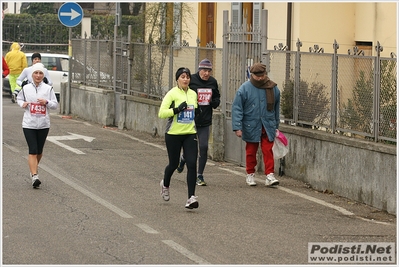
[285,3,292,82]
[286,3,292,51]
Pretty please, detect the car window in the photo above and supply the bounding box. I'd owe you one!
[60,58,69,72]
[42,57,58,71]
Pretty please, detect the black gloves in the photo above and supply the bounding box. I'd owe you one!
[210,98,220,109]
[43,77,48,84]
[21,80,29,88]
[173,101,187,114]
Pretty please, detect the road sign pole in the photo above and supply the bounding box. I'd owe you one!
[68,27,72,114]
[58,2,83,114]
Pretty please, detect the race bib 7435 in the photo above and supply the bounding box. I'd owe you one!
[30,102,46,116]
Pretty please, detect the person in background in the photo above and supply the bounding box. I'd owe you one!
[158,67,200,209]
[231,62,280,187]
[15,52,52,96]
[176,58,220,186]
[2,56,10,78]
[16,63,58,188]
[5,42,27,103]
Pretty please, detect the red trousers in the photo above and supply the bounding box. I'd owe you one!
[245,129,274,175]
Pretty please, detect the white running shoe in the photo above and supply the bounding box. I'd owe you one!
[265,173,279,186]
[246,173,257,186]
[160,180,170,201]
[32,174,41,188]
[185,195,199,209]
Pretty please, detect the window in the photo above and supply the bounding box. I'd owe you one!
[42,57,58,71]
[231,2,262,41]
[355,41,372,56]
[77,3,94,10]
[231,2,262,29]
[60,58,69,72]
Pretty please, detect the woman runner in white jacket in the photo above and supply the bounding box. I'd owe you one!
[16,63,58,188]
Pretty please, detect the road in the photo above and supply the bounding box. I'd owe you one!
[2,94,396,265]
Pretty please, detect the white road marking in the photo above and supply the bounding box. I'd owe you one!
[111,131,166,151]
[3,142,20,153]
[136,223,159,234]
[278,186,354,216]
[219,167,354,216]
[38,162,133,219]
[47,132,95,154]
[162,240,211,265]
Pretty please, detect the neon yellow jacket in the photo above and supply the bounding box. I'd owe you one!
[158,86,198,135]
[5,43,27,75]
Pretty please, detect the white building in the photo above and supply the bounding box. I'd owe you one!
[2,2,24,14]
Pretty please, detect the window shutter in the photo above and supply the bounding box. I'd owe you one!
[253,2,262,41]
[253,3,262,30]
[231,2,242,27]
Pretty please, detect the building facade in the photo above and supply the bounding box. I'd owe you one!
[179,2,396,57]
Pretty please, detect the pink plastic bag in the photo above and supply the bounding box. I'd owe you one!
[272,137,289,159]
[272,130,289,159]
[276,130,288,146]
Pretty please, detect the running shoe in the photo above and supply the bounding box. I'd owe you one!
[185,195,199,209]
[265,173,279,186]
[160,180,170,201]
[196,174,207,186]
[246,173,257,186]
[32,174,41,188]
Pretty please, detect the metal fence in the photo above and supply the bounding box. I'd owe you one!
[3,15,395,144]
[70,32,396,144]
[263,40,397,143]
[71,29,223,100]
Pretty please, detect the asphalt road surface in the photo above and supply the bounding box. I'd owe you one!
[2,94,396,265]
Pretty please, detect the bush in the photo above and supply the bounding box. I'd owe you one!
[281,79,329,124]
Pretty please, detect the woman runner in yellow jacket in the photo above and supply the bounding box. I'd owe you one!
[158,67,200,209]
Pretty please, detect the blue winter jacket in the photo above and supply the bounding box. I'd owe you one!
[232,81,280,142]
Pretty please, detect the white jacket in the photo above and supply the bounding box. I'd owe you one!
[16,82,58,129]
[16,65,53,86]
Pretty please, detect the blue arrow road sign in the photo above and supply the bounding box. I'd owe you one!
[58,2,83,27]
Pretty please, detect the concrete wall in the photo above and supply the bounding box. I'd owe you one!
[61,83,115,126]
[61,85,396,214]
[278,124,396,214]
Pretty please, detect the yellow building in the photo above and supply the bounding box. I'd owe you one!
[175,2,397,57]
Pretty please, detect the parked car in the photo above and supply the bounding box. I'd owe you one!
[3,53,69,99]
[2,52,112,100]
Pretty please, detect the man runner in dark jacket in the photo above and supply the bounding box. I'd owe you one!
[176,59,221,186]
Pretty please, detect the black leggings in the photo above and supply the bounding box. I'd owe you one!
[164,133,198,198]
[181,125,210,175]
[23,128,49,155]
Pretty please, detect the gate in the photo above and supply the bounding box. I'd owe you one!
[221,10,267,166]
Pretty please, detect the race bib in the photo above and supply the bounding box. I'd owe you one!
[197,88,212,105]
[177,105,195,123]
[30,102,46,116]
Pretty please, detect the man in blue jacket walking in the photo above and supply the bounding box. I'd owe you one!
[232,63,280,187]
